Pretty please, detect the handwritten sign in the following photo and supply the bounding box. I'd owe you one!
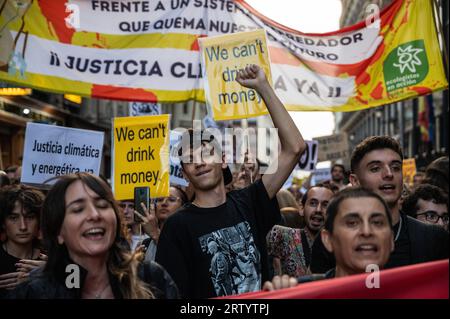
[199,29,272,121]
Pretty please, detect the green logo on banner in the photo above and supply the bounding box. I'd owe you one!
[384,40,428,93]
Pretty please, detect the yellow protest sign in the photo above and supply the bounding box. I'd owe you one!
[402,158,417,187]
[113,115,170,200]
[199,29,272,121]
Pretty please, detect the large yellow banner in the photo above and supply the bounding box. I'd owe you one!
[0,0,447,116]
[402,158,417,187]
[113,115,170,200]
[199,30,271,120]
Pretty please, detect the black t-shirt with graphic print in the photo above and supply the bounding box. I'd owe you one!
[155,179,280,298]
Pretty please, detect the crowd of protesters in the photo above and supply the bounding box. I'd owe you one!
[0,65,448,299]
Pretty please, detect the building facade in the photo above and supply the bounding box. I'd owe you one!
[0,89,128,177]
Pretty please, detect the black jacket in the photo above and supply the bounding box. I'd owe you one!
[310,213,449,273]
[7,258,179,299]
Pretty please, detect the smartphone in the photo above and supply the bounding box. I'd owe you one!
[134,186,150,223]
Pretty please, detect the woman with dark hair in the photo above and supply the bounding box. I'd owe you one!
[10,173,179,299]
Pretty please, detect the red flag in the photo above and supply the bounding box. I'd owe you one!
[221,259,449,299]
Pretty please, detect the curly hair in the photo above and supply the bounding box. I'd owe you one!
[402,184,448,217]
[0,184,45,228]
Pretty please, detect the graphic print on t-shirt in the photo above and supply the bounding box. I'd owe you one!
[199,221,261,296]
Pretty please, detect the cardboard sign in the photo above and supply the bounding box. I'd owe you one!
[113,115,170,200]
[199,29,272,121]
[315,133,350,162]
[21,123,104,186]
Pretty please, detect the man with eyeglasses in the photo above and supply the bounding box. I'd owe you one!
[402,184,448,232]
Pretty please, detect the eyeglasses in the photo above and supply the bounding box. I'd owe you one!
[416,211,449,224]
[155,196,181,204]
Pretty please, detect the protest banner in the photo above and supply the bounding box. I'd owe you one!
[298,140,319,171]
[129,102,162,116]
[1,0,445,115]
[403,158,417,187]
[315,133,350,162]
[169,130,188,187]
[312,168,332,185]
[21,123,104,186]
[112,114,170,200]
[222,259,449,299]
[199,29,271,120]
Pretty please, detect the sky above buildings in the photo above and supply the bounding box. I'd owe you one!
[245,0,343,141]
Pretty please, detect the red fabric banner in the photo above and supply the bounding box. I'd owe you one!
[222,259,449,299]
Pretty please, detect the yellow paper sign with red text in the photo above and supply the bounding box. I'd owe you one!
[113,115,170,200]
[403,158,417,187]
[199,29,272,120]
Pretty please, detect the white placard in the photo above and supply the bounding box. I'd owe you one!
[169,130,188,187]
[21,123,104,185]
[298,140,319,171]
[312,168,332,185]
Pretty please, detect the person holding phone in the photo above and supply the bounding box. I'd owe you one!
[118,187,155,252]
[133,185,188,262]
[118,200,148,252]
